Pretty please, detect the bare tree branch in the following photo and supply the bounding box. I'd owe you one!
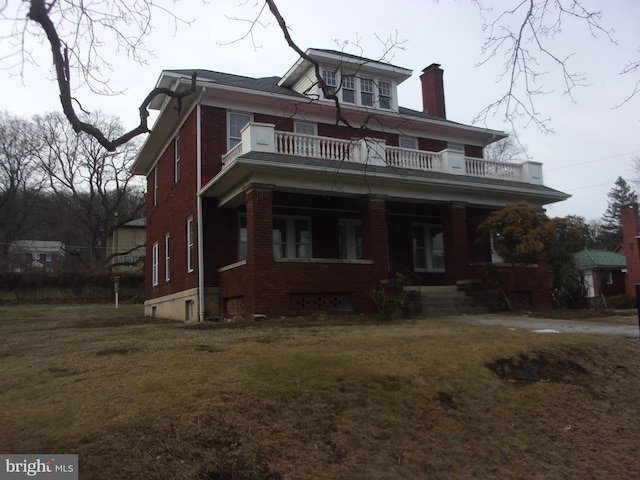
[22,0,198,151]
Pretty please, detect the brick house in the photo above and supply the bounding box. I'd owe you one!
[132,48,568,321]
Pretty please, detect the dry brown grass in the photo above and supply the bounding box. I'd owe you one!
[1,304,640,479]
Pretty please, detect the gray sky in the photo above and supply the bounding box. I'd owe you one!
[2,0,639,221]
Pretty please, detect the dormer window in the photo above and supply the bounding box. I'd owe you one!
[360,78,374,106]
[379,81,392,109]
[342,75,356,104]
[322,69,336,95]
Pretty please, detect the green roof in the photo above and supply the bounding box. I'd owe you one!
[572,249,626,269]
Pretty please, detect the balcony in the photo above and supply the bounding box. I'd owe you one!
[221,123,543,185]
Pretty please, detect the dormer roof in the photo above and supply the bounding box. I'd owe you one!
[278,48,412,89]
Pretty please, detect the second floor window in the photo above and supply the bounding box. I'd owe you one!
[152,167,158,206]
[174,136,180,183]
[228,112,251,149]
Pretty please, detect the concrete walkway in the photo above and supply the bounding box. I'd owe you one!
[447,313,640,338]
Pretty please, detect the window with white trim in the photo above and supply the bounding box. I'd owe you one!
[165,233,170,282]
[273,216,311,259]
[360,78,374,106]
[399,137,418,150]
[152,242,159,286]
[153,167,158,207]
[174,136,180,183]
[412,224,445,272]
[228,112,251,149]
[605,270,613,285]
[186,216,194,272]
[322,69,337,96]
[342,75,356,103]
[294,122,317,156]
[379,81,392,109]
[339,219,363,260]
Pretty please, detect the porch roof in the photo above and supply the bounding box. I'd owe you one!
[200,151,569,209]
[573,249,627,269]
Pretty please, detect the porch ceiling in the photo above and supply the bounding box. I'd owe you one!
[199,152,569,209]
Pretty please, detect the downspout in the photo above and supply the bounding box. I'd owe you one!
[196,87,206,321]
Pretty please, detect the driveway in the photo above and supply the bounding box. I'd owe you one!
[447,313,640,338]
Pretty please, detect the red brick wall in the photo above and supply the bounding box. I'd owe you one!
[621,204,640,295]
[442,203,472,283]
[200,106,227,183]
[145,110,199,300]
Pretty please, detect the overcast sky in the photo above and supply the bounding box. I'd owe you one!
[2,0,639,221]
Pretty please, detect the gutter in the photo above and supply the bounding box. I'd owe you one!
[196,87,206,322]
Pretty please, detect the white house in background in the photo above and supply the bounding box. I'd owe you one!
[106,218,146,273]
[9,240,65,272]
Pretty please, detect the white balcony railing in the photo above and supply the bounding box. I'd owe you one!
[275,132,357,162]
[221,122,543,185]
[386,145,441,171]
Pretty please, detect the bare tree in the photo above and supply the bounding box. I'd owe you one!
[2,1,637,149]
[33,111,145,270]
[2,0,197,151]
[483,133,528,163]
[0,111,45,269]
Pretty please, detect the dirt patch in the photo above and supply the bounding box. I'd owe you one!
[486,350,591,386]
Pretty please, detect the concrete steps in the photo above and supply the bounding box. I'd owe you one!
[408,285,488,317]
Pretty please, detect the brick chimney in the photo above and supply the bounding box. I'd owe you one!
[620,203,640,295]
[420,63,446,119]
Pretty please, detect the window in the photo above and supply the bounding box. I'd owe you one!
[379,81,392,109]
[294,122,317,156]
[399,137,418,150]
[186,217,194,272]
[273,216,311,259]
[339,219,363,260]
[360,78,374,106]
[174,136,180,183]
[342,75,355,103]
[153,167,158,207]
[412,224,445,272]
[165,233,171,281]
[152,242,159,286]
[605,270,613,285]
[322,69,336,96]
[238,214,247,261]
[228,112,251,149]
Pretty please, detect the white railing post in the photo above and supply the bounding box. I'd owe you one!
[358,138,387,166]
[441,148,465,174]
[521,161,543,185]
[241,122,276,154]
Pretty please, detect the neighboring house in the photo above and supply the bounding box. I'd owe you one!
[105,218,146,273]
[131,48,569,321]
[620,203,640,296]
[572,248,626,300]
[9,240,65,272]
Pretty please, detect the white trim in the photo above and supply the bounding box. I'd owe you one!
[164,233,171,282]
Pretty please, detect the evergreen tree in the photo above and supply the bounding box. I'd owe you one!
[600,177,637,250]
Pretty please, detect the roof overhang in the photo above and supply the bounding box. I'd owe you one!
[200,152,570,209]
